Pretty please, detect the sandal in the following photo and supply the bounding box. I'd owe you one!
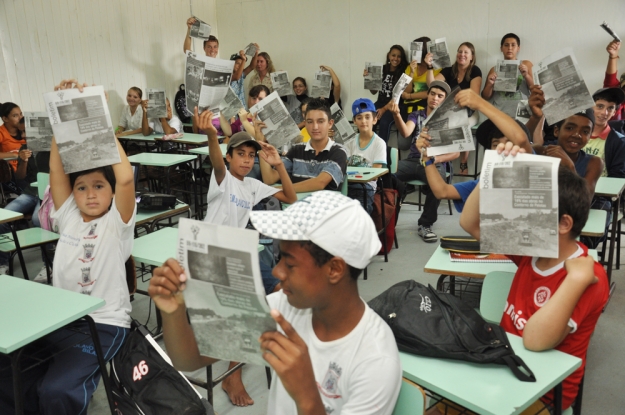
[459,163,468,175]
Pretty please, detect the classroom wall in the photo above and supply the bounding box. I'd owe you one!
[0,0,218,126]
[216,0,625,117]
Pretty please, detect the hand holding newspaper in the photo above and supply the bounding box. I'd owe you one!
[185,51,235,115]
[146,88,167,119]
[270,71,294,96]
[392,74,413,104]
[427,38,452,69]
[219,87,245,120]
[493,60,520,93]
[423,87,475,156]
[330,103,356,146]
[364,62,383,90]
[250,91,301,147]
[244,43,258,59]
[24,112,53,152]
[479,150,560,258]
[189,16,212,40]
[533,48,594,125]
[43,85,120,173]
[178,218,275,366]
[409,41,423,63]
[310,71,332,99]
[600,21,621,42]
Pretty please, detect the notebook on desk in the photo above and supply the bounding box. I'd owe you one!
[449,252,513,263]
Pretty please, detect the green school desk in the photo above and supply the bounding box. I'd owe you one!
[118,133,158,152]
[187,144,228,158]
[0,208,29,280]
[154,132,208,147]
[400,334,581,415]
[135,201,191,233]
[580,209,608,238]
[0,275,113,414]
[346,166,389,183]
[593,176,625,288]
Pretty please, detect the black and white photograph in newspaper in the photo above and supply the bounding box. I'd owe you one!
[271,71,294,96]
[24,112,53,152]
[189,16,211,40]
[147,88,167,119]
[494,60,520,93]
[219,87,245,120]
[250,91,301,147]
[310,71,332,99]
[427,37,452,69]
[410,41,423,63]
[330,103,356,146]
[364,62,383,90]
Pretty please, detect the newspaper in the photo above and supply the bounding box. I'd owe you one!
[244,43,258,60]
[250,91,301,147]
[310,71,332,99]
[601,21,621,41]
[146,88,167,119]
[479,150,560,258]
[392,73,413,104]
[427,37,451,69]
[364,62,383,90]
[178,218,275,366]
[330,103,356,146]
[185,51,234,115]
[515,100,531,124]
[423,87,474,156]
[24,112,52,152]
[219,87,244,120]
[189,16,211,40]
[409,41,423,63]
[270,71,294,96]
[43,86,120,173]
[533,48,594,125]
[493,60,520,93]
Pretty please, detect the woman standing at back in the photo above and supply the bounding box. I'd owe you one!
[248,52,275,93]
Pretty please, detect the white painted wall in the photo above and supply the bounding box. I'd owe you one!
[0,0,217,126]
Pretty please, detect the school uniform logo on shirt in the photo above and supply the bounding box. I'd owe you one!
[534,286,551,307]
[78,267,96,289]
[318,362,342,399]
[80,243,95,262]
[84,223,98,239]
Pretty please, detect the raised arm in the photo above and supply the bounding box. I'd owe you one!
[231,51,247,82]
[141,101,153,136]
[258,141,296,204]
[525,85,546,145]
[387,101,416,138]
[219,112,233,137]
[605,40,621,76]
[195,108,226,185]
[481,67,496,99]
[321,66,341,101]
[256,119,281,185]
[459,181,480,240]
[243,44,259,77]
[519,60,534,88]
[183,17,195,53]
[112,137,136,223]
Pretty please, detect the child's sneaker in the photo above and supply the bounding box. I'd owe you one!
[417,225,438,243]
[34,266,50,283]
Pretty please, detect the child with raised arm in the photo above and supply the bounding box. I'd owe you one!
[141,98,182,136]
[0,79,136,414]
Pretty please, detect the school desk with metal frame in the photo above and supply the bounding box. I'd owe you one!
[0,275,113,415]
[188,144,228,213]
[135,201,191,234]
[400,333,581,415]
[117,133,159,152]
[0,208,30,280]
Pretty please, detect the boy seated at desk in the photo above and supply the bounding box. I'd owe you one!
[141,98,182,136]
[458,149,609,414]
[148,191,402,414]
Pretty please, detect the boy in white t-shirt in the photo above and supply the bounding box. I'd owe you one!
[346,98,387,213]
[148,191,402,414]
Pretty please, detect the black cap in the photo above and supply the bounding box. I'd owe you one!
[230,53,244,61]
[476,119,531,149]
[592,87,625,106]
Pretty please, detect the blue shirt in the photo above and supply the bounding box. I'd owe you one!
[452,179,479,213]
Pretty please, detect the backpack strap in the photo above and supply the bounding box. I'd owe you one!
[502,354,536,382]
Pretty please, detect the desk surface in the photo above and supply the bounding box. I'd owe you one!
[155,133,208,145]
[0,275,104,354]
[595,176,625,198]
[135,202,190,227]
[346,166,388,183]
[128,152,197,167]
[119,133,158,142]
[0,208,24,225]
[581,209,607,237]
[400,334,581,415]
[188,144,227,157]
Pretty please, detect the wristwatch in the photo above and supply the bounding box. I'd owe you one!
[422,156,436,167]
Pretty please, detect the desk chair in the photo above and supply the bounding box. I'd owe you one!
[392,378,426,415]
[403,163,453,215]
[0,227,59,282]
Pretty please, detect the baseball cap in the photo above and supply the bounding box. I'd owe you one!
[352,98,377,117]
[476,119,531,149]
[250,191,381,269]
[428,80,451,96]
[230,53,244,61]
[226,131,261,152]
[592,87,625,105]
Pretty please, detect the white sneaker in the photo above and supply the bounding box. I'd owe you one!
[34,266,50,283]
[0,265,9,275]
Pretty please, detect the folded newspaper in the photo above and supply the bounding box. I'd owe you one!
[24,112,53,152]
[146,88,167,119]
[533,48,594,125]
[219,87,245,120]
[480,150,560,258]
[392,73,413,104]
[493,60,520,93]
[178,218,275,366]
[271,71,294,96]
[244,43,258,59]
[410,41,423,63]
[423,87,475,156]
[43,86,120,173]
[330,103,356,146]
[310,71,332,99]
[185,51,235,115]
[189,16,212,40]
[427,37,451,69]
[364,62,383,90]
[249,91,301,147]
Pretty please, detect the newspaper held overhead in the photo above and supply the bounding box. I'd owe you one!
[515,100,531,124]
[24,112,53,152]
[423,87,475,157]
[493,60,520,93]
[533,48,595,126]
[427,38,452,69]
[410,41,423,63]
[600,21,621,42]
[43,86,120,173]
[189,16,212,40]
[185,51,234,115]
[146,88,167,119]
[392,73,413,104]
[310,71,332,99]
[364,62,383,90]
[480,150,560,258]
[244,43,258,60]
[249,91,301,148]
[270,71,294,96]
[178,218,275,366]
[330,103,356,146]
[219,87,245,121]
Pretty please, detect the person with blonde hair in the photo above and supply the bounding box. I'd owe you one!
[249,51,275,92]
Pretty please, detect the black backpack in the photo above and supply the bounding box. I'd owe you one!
[174,84,192,124]
[368,280,536,382]
[110,320,214,415]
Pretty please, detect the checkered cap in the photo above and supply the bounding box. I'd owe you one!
[250,191,381,269]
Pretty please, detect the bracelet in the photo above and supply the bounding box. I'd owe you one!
[427,65,433,70]
[609,56,620,59]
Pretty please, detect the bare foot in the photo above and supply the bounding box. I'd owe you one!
[222,362,254,407]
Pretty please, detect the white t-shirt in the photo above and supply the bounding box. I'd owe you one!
[52,194,136,328]
[345,133,387,190]
[149,115,183,134]
[204,170,278,228]
[119,105,143,130]
[266,291,402,415]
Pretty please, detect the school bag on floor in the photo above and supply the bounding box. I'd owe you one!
[371,188,398,255]
[110,320,214,415]
[368,280,536,382]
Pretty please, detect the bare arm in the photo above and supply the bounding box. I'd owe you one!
[14,149,32,180]
[606,40,621,75]
[321,66,340,101]
[117,128,143,137]
[243,45,259,77]
[50,137,72,210]
[481,67,496,99]
[231,51,247,82]
[258,141,296,204]
[183,17,195,53]
[159,118,177,135]
[469,76,482,95]
[387,101,415,137]
[219,112,233,137]
[111,138,135,223]
[195,108,226,185]
[141,101,153,136]
[520,60,534,88]
[290,172,333,193]
[425,162,461,200]
[459,181,480,240]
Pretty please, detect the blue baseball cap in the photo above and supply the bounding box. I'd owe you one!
[352,98,377,117]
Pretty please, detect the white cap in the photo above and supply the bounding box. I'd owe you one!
[250,191,381,269]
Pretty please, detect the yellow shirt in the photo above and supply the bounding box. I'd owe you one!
[300,127,311,143]
[404,66,442,111]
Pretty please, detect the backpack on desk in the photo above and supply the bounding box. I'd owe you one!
[368,280,536,382]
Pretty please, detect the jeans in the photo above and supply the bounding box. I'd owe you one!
[348,183,375,214]
[395,158,445,227]
[0,193,40,266]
